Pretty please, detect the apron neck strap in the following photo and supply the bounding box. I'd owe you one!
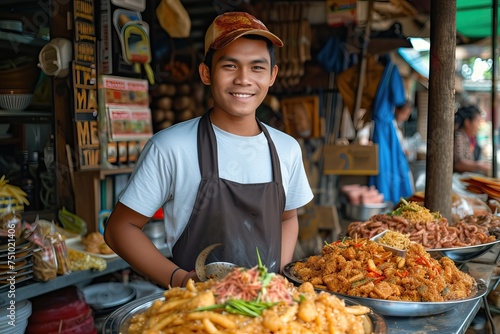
[197,110,282,184]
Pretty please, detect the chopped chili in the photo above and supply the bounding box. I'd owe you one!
[366,271,383,278]
[416,256,432,268]
[396,270,408,278]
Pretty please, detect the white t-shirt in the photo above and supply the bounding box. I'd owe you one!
[119,117,314,255]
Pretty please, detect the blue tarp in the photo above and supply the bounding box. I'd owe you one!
[368,59,413,204]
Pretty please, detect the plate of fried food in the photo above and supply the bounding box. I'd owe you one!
[103,262,387,334]
[283,237,487,317]
[66,232,118,259]
[347,200,500,263]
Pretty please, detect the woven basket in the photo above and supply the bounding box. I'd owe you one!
[0,94,33,111]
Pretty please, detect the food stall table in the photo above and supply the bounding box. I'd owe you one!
[0,246,169,308]
[384,295,482,333]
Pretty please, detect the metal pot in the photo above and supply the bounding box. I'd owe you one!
[142,220,166,248]
[345,202,389,221]
[142,220,165,239]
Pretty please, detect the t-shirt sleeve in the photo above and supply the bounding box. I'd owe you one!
[284,141,314,211]
[119,141,172,217]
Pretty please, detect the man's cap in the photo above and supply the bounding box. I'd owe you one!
[204,12,283,55]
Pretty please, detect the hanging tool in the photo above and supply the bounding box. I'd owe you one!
[113,9,155,85]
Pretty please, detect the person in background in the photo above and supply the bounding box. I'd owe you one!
[453,105,491,175]
[104,12,314,288]
[394,100,415,192]
[394,101,412,148]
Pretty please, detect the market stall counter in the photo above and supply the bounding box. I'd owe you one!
[99,246,500,334]
[0,246,169,309]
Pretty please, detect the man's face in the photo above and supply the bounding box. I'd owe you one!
[199,37,278,119]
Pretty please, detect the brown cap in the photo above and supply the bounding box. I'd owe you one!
[204,12,283,55]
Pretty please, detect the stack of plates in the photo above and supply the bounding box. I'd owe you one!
[0,239,34,289]
[0,300,31,334]
[82,282,137,312]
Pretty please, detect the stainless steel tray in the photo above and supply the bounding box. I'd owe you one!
[282,261,487,317]
[426,239,500,262]
[370,229,500,263]
[102,292,387,334]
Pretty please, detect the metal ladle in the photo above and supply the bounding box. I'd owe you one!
[195,243,237,281]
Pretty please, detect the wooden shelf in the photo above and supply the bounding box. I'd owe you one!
[0,30,47,48]
[0,245,169,308]
[0,111,52,123]
[74,167,135,233]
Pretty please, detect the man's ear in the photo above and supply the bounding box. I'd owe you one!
[199,63,211,85]
[269,65,278,87]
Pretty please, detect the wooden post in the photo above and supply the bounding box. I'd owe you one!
[50,0,75,211]
[491,0,498,178]
[424,0,456,220]
[353,0,374,118]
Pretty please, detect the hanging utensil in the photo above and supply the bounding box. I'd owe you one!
[121,22,154,85]
[113,9,154,85]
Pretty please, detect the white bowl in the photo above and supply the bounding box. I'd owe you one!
[0,94,33,111]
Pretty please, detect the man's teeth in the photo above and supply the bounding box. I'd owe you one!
[233,93,252,98]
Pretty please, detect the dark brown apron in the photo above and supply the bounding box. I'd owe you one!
[172,111,285,273]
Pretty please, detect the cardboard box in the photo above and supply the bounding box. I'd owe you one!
[323,144,379,175]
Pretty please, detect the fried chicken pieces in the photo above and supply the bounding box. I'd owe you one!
[294,239,476,302]
[81,232,115,255]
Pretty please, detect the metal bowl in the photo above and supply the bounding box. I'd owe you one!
[426,239,500,263]
[102,292,387,334]
[282,261,487,317]
[345,202,390,221]
[370,229,500,263]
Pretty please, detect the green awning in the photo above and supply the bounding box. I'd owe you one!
[457,0,500,38]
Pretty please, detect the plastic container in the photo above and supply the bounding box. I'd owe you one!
[38,38,72,78]
[28,286,88,323]
[27,286,96,334]
[26,308,92,333]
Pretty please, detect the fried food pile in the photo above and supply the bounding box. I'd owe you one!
[128,274,372,334]
[294,238,476,302]
[81,232,115,255]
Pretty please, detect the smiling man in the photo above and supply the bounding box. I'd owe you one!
[104,12,314,288]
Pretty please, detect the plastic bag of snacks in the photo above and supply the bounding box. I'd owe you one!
[32,240,58,281]
[21,220,59,281]
[31,218,72,275]
[50,232,72,275]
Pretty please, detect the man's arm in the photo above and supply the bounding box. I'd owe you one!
[104,202,190,287]
[281,209,299,272]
